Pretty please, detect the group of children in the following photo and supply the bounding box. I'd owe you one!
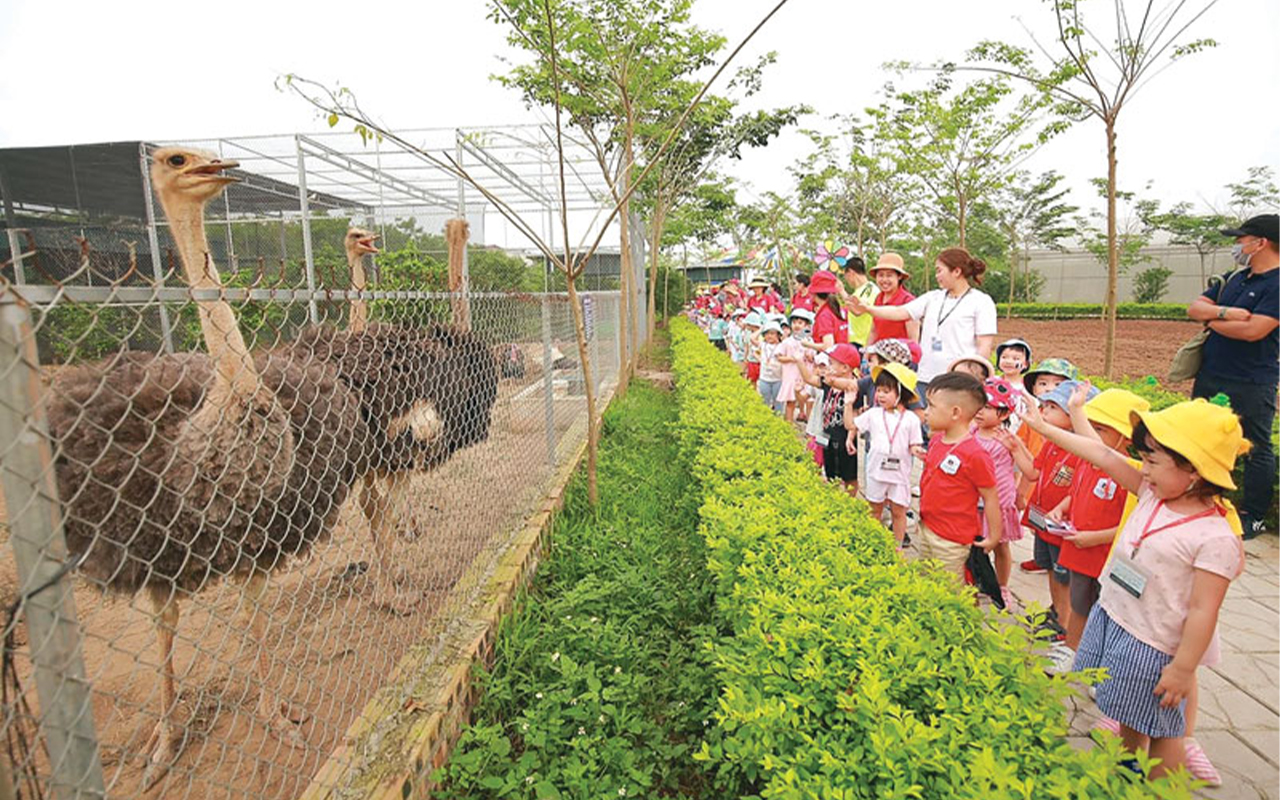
[691,291,1250,785]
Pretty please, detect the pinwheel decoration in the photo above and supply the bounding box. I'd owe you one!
[812,240,851,270]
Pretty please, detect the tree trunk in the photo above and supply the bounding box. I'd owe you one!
[957,194,967,250]
[565,271,598,506]
[1198,251,1208,288]
[1007,236,1017,319]
[1103,121,1120,379]
[617,136,633,392]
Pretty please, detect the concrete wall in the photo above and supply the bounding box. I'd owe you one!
[1026,244,1236,304]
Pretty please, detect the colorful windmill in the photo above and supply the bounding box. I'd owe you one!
[812,240,851,271]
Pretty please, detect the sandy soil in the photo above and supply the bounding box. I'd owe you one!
[3,373,592,800]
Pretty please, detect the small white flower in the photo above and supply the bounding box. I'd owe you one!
[535,692,543,699]
[614,666,622,674]
[526,776,535,785]
[619,788,627,796]
[521,722,529,731]
[590,617,599,624]
[570,699,578,706]
[703,720,709,726]
[551,652,560,662]
[598,714,606,723]
[577,727,586,736]
[564,615,572,621]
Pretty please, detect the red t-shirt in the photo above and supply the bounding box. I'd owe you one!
[790,291,814,312]
[920,436,997,545]
[1021,442,1083,546]
[872,287,916,341]
[812,303,849,346]
[1057,463,1127,578]
[746,294,771,313]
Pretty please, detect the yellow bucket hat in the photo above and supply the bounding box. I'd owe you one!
[1130,399,1251,490]
[1084,389,1150,439]
[872,362,920,403]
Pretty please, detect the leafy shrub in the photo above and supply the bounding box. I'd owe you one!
[1132,266,1174,304]
[982,266,1047,304]
[670,318,1195,798]
[996,302,1187,320]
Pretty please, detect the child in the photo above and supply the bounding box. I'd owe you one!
[757,322,785,412]
[1021,397,1248,781]
[973,378,1036,610]
[707,310,728,351]
[915,371,1002,580]
[1014,380,1099,640]
[741,312,763,385]
[776,310,813,422]
[798,344,861,496]
[1017,358,1080,574]
[995,338,1033,432]
[949,354,993,382]
[804,353,830,468]
[1043,386,1150,673]
[851,362,923,548]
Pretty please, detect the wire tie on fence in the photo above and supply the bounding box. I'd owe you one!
[3,550,89,628]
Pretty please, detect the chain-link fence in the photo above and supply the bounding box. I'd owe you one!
[0,129,644,799]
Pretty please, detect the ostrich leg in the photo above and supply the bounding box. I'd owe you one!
[386,468,426,542]
[360,473,419,614]
[243,570,308,745]
[141,588,180,790]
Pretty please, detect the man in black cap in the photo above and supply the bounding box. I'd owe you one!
[1187,213,1279,538]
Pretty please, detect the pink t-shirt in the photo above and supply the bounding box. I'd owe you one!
[1099,489,1244,666]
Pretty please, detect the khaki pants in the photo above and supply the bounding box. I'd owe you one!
[916,521,970,580]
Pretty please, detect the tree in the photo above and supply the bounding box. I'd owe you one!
[1146,202,1231,286]
[991,170,1077,313]
[1078,180,1157,285]
[887,70,1057,249]
[1132,264,1173,302]
[1224,165,1280,220]
[967,0,1218,377]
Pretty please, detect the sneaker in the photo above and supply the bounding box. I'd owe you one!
[1020,559,1047,573]
[1000,587,1016,611]
[1044,642,1076,675]
[1184,738,1222,787]
[1241,515,1266,541]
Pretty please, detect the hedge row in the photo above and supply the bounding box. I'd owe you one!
[996,302,1188,320]
[670,318,1193,799]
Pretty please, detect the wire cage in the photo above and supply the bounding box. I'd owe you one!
[0,125,646,799]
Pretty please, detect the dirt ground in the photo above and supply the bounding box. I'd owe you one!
[3,372,594,800]
[996,317,1203,390]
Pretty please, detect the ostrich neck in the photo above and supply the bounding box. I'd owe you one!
[162,197,259,399]
[348,251,368,333]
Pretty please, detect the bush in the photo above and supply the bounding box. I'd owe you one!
[1132,266,1174,304]
[982,266,1047,304]
[996,302,1187,320]
[670,318,1195,798]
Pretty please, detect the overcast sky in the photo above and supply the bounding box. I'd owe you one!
[1,0,1276,241]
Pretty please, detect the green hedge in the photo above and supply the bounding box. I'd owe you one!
[997,302,1188,320]
[670,318,1195,798]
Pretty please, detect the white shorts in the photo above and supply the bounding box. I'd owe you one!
[863,475,911,506]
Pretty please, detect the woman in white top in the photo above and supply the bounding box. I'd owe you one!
[848,247,998,383]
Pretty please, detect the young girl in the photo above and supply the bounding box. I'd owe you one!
[1022,397,1248,780]
[804,354,830,468]
[741,312,763,385]
[798,344,861,496]
[756,322,785,411]
[851,363,923,547]
[776,310,813,422]
[973,378,1035,609]
[996,338,1033,432]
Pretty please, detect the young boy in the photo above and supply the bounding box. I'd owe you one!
[913,371,1002,579]
[1029,386,1146,669]
[798,343,861,496]
[1009,379,1098,640]
[742,312,763,385]
[1017,358,1079,573]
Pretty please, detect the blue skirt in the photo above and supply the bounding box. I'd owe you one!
[1074,605,1187,739]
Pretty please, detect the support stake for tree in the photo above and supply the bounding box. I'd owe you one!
[445,218,472,332]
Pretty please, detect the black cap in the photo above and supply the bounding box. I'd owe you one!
[1220,213,1279,242]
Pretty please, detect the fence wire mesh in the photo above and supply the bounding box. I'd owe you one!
[0,131,642,800]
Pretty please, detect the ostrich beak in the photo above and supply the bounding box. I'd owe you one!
[359,234,380,254]
[188,160,241,183]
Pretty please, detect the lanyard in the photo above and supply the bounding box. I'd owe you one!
[1131,500,1220,558]
[881,409,906,449]
[935,288,972,328]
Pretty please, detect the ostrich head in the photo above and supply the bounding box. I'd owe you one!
[150,147,240,207]
[345,228,380,258]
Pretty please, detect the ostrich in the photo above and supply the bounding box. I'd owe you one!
[289,227,500,611]
[46,148,369,786]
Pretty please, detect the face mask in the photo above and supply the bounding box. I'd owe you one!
[1231,242,1254,267]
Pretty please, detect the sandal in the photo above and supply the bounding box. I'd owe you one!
[1184,738,1222,786]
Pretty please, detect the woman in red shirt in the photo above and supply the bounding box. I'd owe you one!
[866,252,919,346]
[804,269,849,349]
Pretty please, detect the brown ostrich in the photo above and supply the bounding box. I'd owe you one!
[291,227,500,611]
[46,148,370,787]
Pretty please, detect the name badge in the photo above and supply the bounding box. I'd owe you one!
[1093,478,1117,501]
[931,337,944,352]
[939,454,961,475]
[1108,554,1151,599]
[880,456,902,473]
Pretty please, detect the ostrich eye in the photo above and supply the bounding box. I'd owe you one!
[166,154,187,167]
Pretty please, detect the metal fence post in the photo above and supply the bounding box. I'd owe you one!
[0,299,106,800]
[139,144,176,353]
[295,136,319,324]
[540,295,556,471]
[454,131,472,326]
[0,168,27,287]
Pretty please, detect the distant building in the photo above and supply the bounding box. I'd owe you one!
[1024,244,1237,304]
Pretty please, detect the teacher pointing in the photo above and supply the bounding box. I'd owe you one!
[847,247,997,384]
